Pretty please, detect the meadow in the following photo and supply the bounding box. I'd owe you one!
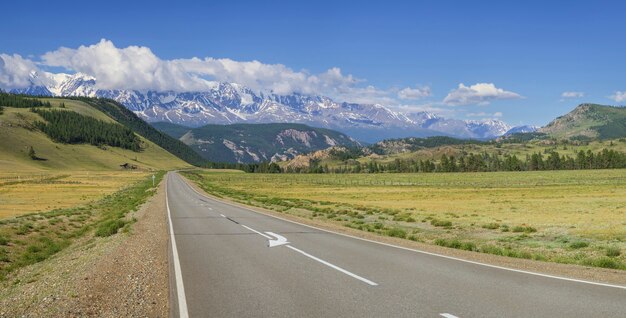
[183,169,626,270]
[0,172,163,281]
[0,171,150,219]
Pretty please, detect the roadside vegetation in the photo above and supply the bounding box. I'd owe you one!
[183,169,626,270]
[0,172,164,281]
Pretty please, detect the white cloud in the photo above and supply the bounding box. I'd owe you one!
[2,39,440,106]
[609,91,626,103]
[443,83,522,106]
[42,39,206,92]
[397,85,431,100]
[467,111,503,118]
[0,54,40,89]
[561,91,584,99]
[39,39,384,101]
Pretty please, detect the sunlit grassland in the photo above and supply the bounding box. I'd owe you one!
[0,171,150,219]
[184,169,626,269]
[0,172,163,281]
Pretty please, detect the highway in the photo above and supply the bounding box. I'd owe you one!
[165,172,626,318]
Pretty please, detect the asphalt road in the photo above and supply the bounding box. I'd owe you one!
[165,172,626,318]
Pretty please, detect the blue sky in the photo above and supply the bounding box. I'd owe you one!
[1,0,625,126]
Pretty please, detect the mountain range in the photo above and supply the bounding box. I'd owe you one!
[152,122,360,163]
[9,71,533,142]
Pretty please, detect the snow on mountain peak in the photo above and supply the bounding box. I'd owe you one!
[10,73,519,141]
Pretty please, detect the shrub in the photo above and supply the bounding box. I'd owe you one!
[587,257,623,269]
[431,219,453,227]
[482,223,499,230]
[0,236,8,246]
[569,241,589,249]
[606,246,621,257]
[511,225,537,233]
[387,228,407,239]
[95,219,126,237]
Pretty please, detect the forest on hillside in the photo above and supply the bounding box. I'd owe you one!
[289,148,626,173]
[32,108,142,151]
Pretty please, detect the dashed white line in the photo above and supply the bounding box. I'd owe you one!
[241,224,273,240]
[440,314,459,318]
[286,245,378,286]
[165,176,189,318]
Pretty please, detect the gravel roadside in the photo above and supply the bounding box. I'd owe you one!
[0,175,169,317]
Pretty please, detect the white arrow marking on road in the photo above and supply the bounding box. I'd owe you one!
[266,232,289,247]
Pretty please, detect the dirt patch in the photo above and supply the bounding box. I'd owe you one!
[0,176,169,317]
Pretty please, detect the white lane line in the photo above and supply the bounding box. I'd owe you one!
[165,176,190,318]
[286,245,378,286]
[220,214,225,217]
[177,174,626,290]
[440,313,459,318]
[241,224,273,240]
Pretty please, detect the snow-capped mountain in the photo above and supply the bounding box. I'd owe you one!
[10,72,514,142]
[504,125,539,135]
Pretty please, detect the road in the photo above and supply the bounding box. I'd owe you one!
[165,172,626,318]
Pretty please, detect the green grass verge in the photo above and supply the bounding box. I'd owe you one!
[0,172,164,281]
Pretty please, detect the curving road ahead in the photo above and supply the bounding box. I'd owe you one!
[165,172,626,318]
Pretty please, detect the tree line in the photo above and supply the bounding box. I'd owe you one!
[282,148,626,174]
[32,108,142,151]
[0,92,52,115]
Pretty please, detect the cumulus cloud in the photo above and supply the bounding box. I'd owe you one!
[609,91,626,103]
[38,39,375,99]
[0,54,40,89]
[1,39,440,106]
[397,85,431,100]
[443,83,522,106]
[561,91,584,99]
[42,39,206,91]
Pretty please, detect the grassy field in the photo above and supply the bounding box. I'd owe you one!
[0,171,153,219]
[183,169,626,270]
[0,172,163,281]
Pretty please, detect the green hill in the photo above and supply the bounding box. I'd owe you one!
[539,104,626,139]
[153,122,361,163]
[0,95,192,171]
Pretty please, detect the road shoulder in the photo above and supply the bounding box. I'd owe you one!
[0,175,169,317]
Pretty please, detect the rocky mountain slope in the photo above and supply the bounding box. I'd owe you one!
[153,122,360,163]
[9,71,525,142]
[539,104,626,139]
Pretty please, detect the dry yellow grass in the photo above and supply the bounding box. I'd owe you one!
[0,171,150,218]
[185,169,626,269]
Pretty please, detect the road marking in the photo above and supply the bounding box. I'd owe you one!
[286,245,378,286]
[219,214,225,217]
[241,224,273,240]
[440,313,459,318]
[165,175,189,318]
[178,174,626,290]
[266,232,289,247]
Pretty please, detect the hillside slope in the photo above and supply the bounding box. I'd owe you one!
[153,122,361,163]
[539,104,626,139]
[0,97,190,171]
